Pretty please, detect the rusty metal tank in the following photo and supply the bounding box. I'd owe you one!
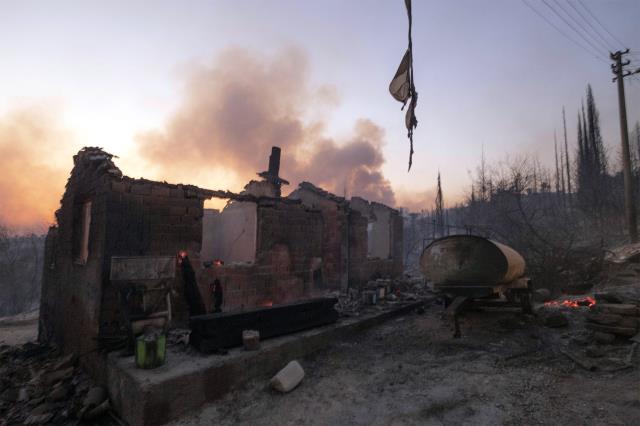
[420,235,525,294]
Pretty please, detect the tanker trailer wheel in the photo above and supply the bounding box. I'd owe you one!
[514,288,533,314]
[520,290,533,314]
[440,294,453,308]
[505,288,533,314]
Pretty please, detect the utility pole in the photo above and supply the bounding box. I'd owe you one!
[435,171,444,238]
[611,49,640,242]
[554,131,561,194]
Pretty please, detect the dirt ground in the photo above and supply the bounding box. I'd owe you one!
[0,310,38,346]
[2,305,638,425]
[172,305,640,426]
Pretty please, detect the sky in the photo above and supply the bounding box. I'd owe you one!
[0,0,639,231]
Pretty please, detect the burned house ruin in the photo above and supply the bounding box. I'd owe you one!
[39,146,402,379]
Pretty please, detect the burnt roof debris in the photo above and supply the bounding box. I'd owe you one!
[296,182,347,205]
[66,147,395,211]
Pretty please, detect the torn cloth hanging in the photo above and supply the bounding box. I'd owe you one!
[389,0,418,171]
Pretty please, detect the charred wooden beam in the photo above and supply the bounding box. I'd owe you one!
[195,188,301,204]
[189,298,339,353]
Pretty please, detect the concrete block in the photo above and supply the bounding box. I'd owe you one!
[242,330,260,351]
[270,360,304,393]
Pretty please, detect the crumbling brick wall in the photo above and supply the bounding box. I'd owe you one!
[40,148,209,373]
[348,199,404,287]
[38,148,114,375]
[200,199,324,312]
[290,183,404,290]
[99,178,208,334]
[288,183,348,290]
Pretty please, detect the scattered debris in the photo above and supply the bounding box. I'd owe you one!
[561,349,597,371]
[0,342,114,425]
[601,243,640,287]
[270,361,305,393]
[362,290,378,305]
[533,288,551,303]
[537,307,569,328]
[135,327,167,369]
[167,328,191,346]
[242,330,260,351]
[587,286,640,338]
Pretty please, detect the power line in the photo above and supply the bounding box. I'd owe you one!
[521,0,607,63]
[553,0,611,53]
[566,0,616,52]
[541,0,608,60]
[577,0,627,49]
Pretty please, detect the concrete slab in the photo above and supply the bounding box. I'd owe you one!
[106,300,426,426]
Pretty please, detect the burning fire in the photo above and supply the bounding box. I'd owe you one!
[544,296,596,308]
[177,250,188,265]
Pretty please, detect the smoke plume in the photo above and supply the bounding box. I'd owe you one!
[395,188,437,213]
[137,47,395,205]
[0,106,73,232]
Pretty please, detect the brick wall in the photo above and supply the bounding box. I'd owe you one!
[290,185,404,289]
[39,149,112,370]
[348,204,404,287]
[40,148,209,368]
[288,186,348,290]
[197,200,325,312]
[99,179,207,330]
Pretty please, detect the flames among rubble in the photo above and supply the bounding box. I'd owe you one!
[544,296,596,308]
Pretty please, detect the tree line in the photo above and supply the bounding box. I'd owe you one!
[404,84,639,293]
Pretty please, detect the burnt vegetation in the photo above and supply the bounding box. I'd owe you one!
[0,224,44,316]
[405,84,640,296]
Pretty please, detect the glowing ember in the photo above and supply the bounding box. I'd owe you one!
[177,250,188,265]
[544,296,596,308]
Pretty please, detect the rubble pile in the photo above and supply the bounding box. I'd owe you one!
[334,293,362,317]
[536,285,640,372]
[601,243,640,288]
[0,342,111,425]
[333,276,432,317]
[589,285,640,339]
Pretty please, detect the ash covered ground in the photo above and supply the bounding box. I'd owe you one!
[1,291,638,425]
[171,304,639,426]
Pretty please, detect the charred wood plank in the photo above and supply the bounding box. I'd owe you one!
[586,322,638,336]
[189,298,338,353]
[593,304,640,317]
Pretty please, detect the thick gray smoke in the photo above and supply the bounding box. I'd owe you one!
[137,47,395,206]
